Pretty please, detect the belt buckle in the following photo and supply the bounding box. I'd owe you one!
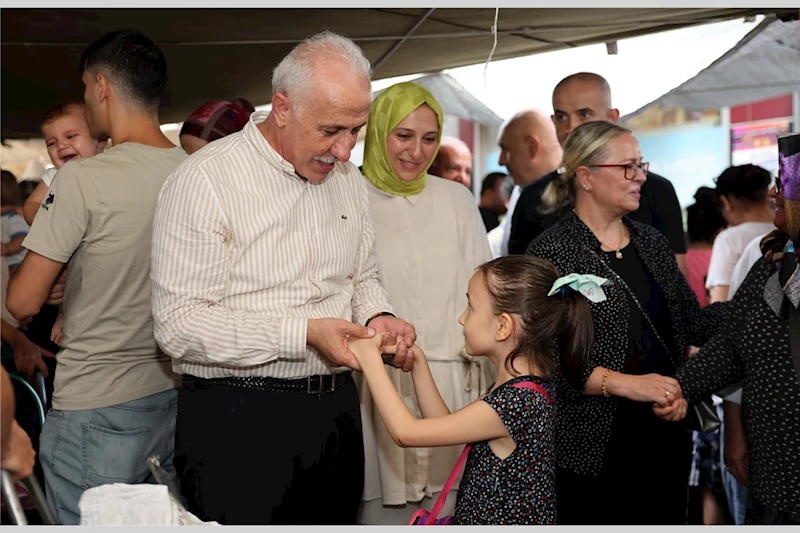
[306,374,336,394]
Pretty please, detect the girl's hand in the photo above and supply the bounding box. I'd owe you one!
[347,334,383,365]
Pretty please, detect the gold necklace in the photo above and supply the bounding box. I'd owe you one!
[600,221,625,259]
[573,210,624,258]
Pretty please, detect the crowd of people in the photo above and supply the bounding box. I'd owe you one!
[1,27,798,526]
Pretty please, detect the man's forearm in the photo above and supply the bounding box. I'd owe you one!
[153,298,310,368]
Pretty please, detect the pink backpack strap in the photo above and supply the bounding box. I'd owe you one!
[510,380,553,404]
[424,442,472,524]
[422,380,551,524]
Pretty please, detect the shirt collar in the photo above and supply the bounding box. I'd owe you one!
[366,174,424,205]
[241,111,304,181]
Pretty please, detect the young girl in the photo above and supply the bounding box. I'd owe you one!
[349,255,602,525]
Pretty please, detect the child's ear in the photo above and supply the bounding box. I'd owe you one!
[495,312,514,342]
[97,139,108,152]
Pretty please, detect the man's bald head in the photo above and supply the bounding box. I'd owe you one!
[497,109,563,186]
[551,72,620,145]
[430,136,473,189]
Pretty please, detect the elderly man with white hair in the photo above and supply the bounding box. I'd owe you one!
[151,31,417,525]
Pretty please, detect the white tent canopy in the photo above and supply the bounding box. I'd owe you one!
[625,15,799,115]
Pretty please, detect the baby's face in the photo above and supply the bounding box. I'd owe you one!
[42,108,101,168]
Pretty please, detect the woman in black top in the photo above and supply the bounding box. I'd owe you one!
[661,133,800,524]
[526,121,726,524]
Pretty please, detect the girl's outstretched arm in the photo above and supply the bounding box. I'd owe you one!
[349,336,508,448]
[406,344,450,419]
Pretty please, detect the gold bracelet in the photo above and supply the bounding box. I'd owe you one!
[602,369,611,398]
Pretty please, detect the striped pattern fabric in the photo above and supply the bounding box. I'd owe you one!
[151,111,393,379]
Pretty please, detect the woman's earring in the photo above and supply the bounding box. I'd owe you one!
[582,184,591,192]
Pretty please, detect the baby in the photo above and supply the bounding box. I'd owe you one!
[23,102,105,344]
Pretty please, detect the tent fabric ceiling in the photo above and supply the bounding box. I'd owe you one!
[2,7,795,139]
[373,73,503,126]
[625,15,800,116]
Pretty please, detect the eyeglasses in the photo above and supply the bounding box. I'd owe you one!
[588,162,650,181]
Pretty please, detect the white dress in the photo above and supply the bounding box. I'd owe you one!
[357,175,495,509]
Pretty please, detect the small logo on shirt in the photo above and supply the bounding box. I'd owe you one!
[341,215,348,220]
[41,192,55,211]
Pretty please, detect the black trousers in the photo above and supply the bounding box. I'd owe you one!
[174,373,365,525]
[556,399,693,525]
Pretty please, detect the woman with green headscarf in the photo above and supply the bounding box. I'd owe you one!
[356,82,494,524]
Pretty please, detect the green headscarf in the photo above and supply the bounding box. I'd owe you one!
[362,82,444,197]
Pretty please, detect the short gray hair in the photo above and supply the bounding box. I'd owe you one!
[271,31,372,102]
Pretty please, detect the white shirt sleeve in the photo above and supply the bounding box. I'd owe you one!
[41,167,58,188]
[728,235,766,300]
[705,229,736,289]
[151,165,309,367]
[500,185,521,256]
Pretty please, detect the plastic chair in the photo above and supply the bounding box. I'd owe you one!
[7,373,45,428]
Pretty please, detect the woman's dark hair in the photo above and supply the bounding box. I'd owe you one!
[714,164,771,204]
[477,255,593,389]
[686,186,727,245]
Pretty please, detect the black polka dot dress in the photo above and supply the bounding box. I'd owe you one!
[674,258,800,523]
[453,376,556,525]
[526,212,727,474]
[525,212,728,524]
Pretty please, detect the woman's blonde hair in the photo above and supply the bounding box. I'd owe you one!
[542,121,631,212]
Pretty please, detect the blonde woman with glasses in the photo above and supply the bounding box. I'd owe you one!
[526,121,728,525]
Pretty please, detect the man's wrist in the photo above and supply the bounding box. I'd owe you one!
[365,312,394,327]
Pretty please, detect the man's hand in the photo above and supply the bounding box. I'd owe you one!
[12,334,55,379]
[45,267,67,306]
[307,318,376,371]
[1,421,36,481]
[367,315,416,372]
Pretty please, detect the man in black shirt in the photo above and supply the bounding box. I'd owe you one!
[478,172,508,232]
[509,72,687,277]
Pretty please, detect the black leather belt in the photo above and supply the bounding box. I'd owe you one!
[182,371,352,395]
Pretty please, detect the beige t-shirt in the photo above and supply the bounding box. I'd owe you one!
[23,142,186,410]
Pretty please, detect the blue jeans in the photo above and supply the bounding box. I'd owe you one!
[39,388,178,525]
[718,404,748,525]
